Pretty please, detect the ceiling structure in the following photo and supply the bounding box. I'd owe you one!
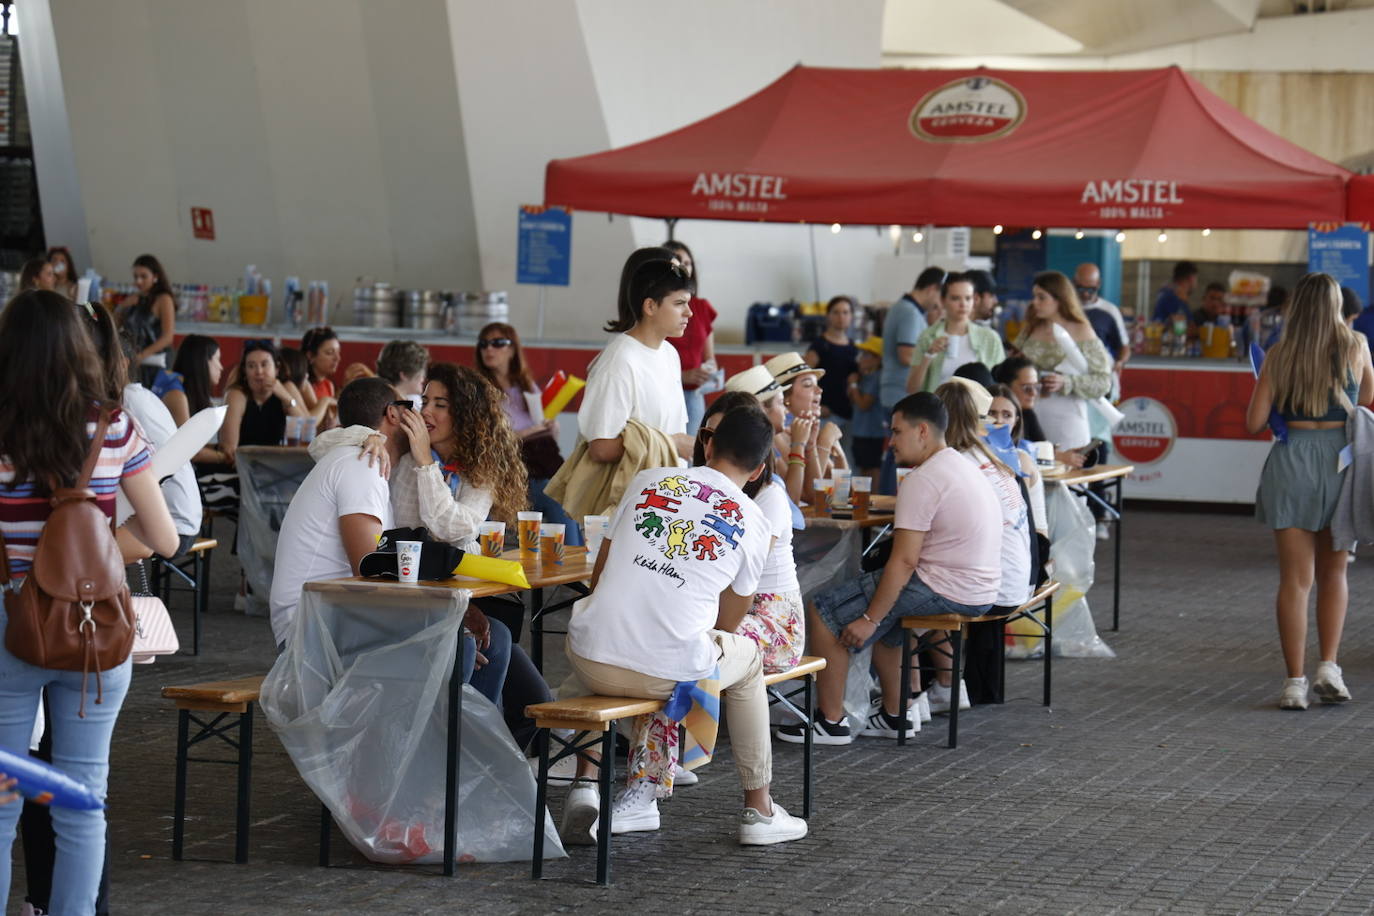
[882,0,1374,60]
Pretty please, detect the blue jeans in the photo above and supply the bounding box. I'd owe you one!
[461,617,511,706]
[0,625,130,916]
[684,387,706,437]
[529,478,582,546]
[812,568,990,649]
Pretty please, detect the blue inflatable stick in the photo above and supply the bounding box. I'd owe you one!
[0,747,103,810]
[1249,343,1287,444]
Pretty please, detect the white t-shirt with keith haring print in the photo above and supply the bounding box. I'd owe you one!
[567,466,770,681]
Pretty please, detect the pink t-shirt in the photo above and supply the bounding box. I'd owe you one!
[893,446,1001,606]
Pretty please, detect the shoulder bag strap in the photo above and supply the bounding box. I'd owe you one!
[76,411,111,490]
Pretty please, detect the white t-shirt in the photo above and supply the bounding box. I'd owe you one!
[567,466,770,681]
[122,383,202,537]
[961,450,1031,608]
[578,333,688,441]
[270,446,393,647]
[892,447,1001,607]
[752,480,799,594]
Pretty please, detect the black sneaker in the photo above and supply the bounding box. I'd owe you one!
[860,706,918,740]
[775,715,853,746]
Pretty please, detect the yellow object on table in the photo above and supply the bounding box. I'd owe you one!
[453,552,529,589]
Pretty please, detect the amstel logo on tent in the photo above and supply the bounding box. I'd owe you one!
[1113,397,1177,465]
[909,77,1026,143]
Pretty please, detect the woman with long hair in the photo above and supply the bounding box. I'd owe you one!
[115,254,177,388]
[805,295,860,433]
[45,246,78,300]
[160,334,227,468]
[474,321,580,544]
[299,326,341,422]
[218,340,307,465]
[1014,271,1111,453]
[0,290,177,916]
[911,275,1006,392]
[1247,272,1374,710]
[662,239,718,435]
[278,346,333,425]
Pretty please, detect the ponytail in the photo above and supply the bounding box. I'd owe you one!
[606,246,695,333]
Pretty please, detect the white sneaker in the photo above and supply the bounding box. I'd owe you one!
[738,801,808,846]
[918,691,932,723]
[775,715,853,746]
[560,780,600,845]
[609,779,660,835]
[1313,662,1352,704]
[1096,522,1111,540]
[860,704,918,740]
[529,753,579,785]
[1279,676,1310,711]
[672,762,698,786]
[926,680,971,714]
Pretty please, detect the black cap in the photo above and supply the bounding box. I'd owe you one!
[359,527,466,581]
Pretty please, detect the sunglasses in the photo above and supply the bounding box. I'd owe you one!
[390,400,413,411]
[697,426,715,442]
[478,337,512,350]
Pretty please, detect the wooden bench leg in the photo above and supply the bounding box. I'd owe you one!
[235,704,254,864]
[172,709,189,860]
[596,725,615,886]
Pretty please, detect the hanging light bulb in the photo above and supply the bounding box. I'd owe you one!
[830,223,841,234]
[1201,228,1212,237]
[1031,229,1042,240]
[888,224,901,240]
[1157,231,1168,243]
[1115,231,1126,243]
[1074,230,1085,240]
[912,231,925,243]
[993,224,1004,235]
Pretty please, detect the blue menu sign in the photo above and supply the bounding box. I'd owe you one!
[517,205,572,286]
[1308,223,1369,307]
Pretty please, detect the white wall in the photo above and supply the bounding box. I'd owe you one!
[42,0,480,315]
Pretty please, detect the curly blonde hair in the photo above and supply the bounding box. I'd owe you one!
[425,362,528,524]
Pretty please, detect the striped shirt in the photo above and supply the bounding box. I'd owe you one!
[0,409,152,580]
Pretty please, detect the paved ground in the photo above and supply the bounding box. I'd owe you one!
[12,506,1374,914]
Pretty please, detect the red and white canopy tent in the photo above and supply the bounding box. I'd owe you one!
[545,64,1374,230]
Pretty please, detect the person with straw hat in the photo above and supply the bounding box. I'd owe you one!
[764,353,848,505]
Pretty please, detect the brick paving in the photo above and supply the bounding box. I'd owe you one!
[14,507,1374,914]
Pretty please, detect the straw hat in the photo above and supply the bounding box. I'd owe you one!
[764,352,823,390]
[725,365,781,398]
[942,376,993,419]
[856,336,882,357]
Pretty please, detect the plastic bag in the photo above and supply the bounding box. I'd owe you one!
[1007,484,1114,659]
[236,446,317,616]
[260,583,564,864]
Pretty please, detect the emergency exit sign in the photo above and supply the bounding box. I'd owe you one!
[191,207,215,240]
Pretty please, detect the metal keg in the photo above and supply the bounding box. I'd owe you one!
[352,282,400,328]
[400,289,444,330]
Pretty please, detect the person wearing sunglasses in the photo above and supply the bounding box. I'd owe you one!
[474,323,581,545]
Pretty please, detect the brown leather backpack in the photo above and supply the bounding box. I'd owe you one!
[0,413,134,716]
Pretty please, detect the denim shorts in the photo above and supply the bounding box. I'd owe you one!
[812,569,990,649]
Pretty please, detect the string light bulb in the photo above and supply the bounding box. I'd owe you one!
[1157,231,1168,243]
[830,223,841,234]
[1201,228,1212,237]
[1031,229,1042,240]
[993,225,1004,235]
[1074,230,1084,240]
[888,224,901,240]
[1115,231,1126,243]
[912,231,925,243]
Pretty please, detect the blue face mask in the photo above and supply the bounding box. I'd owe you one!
[983,423,1025,476]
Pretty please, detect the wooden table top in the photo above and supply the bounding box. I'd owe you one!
[1041,463,1135,486]
[316,545,597,599]
[802,493,895,530]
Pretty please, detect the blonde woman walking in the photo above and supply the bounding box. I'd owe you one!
[1247,272,1374,710]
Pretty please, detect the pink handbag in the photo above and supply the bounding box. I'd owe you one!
[131,562,179,664]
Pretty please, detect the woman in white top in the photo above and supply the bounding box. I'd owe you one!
[1015,271,1112,451]
[579,247,696,464]
[695,391,803,673]
[935,379,1032,611]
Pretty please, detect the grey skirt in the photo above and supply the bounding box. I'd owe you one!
[1255,427,1347,531]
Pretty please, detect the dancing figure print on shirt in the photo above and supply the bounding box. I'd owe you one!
[692,532,722,560]
[658,474,691,497]
[636,487,681,513]
[713,498,743,522]
[636,510,666,539]
[663,519,694,559]
[691,480,724,504]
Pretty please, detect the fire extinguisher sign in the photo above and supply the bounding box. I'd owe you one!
[190,207,215,241]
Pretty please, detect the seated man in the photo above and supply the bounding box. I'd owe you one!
[270,377,402,651]
[561,404,808,846]
[779,392,1002,745]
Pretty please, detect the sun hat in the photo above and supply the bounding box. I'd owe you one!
[764,352,823,390]
[941,376,993,419]
[724,365,781,398]
[856,336,882,357]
